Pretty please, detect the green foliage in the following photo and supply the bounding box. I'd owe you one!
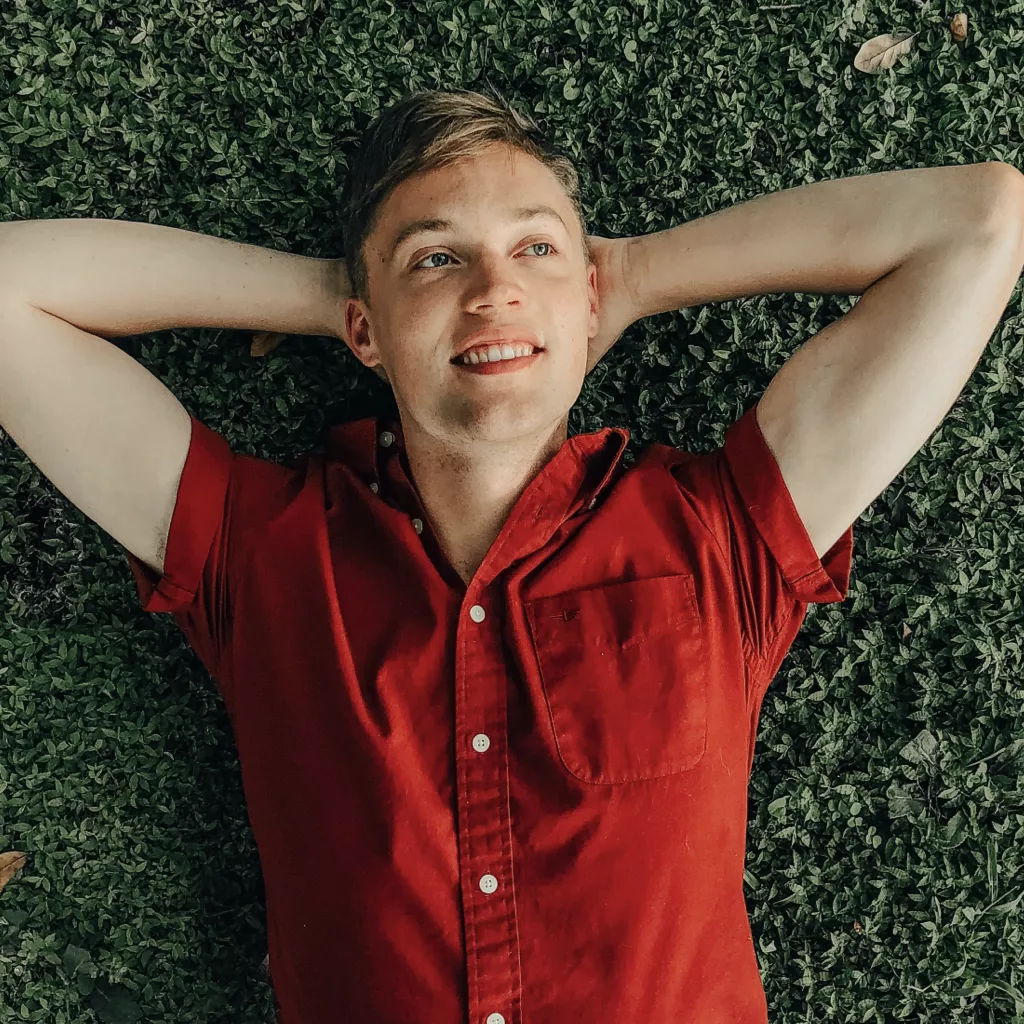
[2,0,1023,1021]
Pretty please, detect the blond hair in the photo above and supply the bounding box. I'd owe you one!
[337,87,592,382]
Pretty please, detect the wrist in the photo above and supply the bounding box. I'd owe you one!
[319,258,353,340]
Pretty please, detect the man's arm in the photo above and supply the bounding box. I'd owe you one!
[0,217,344,338]
[625,161,1024,558]
[626,162,1016,310]
[0,217,346,576]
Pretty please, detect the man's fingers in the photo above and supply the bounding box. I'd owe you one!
[251,331,289,357]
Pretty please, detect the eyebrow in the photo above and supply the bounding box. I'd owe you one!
[386,204,570,266]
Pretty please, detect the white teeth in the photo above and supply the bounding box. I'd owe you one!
[461,343,536,365]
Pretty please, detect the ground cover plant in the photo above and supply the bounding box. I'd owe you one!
[1,0,1023,1021]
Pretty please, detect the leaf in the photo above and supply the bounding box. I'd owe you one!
[853,31,921,74]
[887,781,925,818]
[0,851,27,893]
[89,982,143,1024]
[987,978,1024,1014]
[2,907,29,929]
[899,728,938,764]
[62,943,92,975]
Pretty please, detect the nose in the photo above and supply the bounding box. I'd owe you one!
[464,252,527,310]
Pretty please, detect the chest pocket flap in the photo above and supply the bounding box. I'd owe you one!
[524,573,707,784]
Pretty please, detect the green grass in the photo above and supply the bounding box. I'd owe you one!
[2,1,1023,1021]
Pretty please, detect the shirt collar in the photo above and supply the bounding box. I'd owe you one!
[322,414,630,567]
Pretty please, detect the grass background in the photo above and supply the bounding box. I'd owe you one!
[1,0,1023,1021]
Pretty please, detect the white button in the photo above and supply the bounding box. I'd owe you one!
[369,482,378,494]
[472,733,490,753]
[479,874,498,894]
[469,604,486,623]
[379,431,394,447]
[588,497,597,510]
[486,1015,506,1024]
[412,518,423,534]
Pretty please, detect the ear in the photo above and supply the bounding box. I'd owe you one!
[343,297,387,377]
[586,257,599,342]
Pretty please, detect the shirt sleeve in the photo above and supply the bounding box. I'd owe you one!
[667,401,854,674]
[123,414,308,715]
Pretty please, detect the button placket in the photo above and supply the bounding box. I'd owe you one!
[458,594,519,1023]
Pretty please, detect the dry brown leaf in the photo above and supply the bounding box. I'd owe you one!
[853,31,921,74]
[950,13,968,42]
[0,851,27,893]
[250,331,289,357]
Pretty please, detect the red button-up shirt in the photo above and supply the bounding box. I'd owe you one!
[125,402,853,1024]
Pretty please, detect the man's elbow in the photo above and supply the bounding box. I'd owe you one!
[977,161,1024,247]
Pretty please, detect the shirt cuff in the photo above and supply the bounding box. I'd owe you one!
[125,416,233,614]
[722,404,853,604]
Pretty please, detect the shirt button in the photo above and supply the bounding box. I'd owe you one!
[379,431,395,447]
[486,1015,506,1024]
[588,497,597,510]
[412,517,423,534]
[369,482,378,494]
[479,874,498,894]
[469,604,486,623]
[472,733,490,753]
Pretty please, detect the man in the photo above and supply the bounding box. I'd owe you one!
[0,87,1021,1023]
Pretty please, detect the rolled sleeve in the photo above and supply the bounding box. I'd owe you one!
[667,402,853,674]
[124,416,236,698]
[722,403,853,607]
[126,416,233,614]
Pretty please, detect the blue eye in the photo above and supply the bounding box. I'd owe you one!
[417,251,453,270]
[414,241,555,271]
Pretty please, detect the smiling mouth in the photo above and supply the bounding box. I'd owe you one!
[452,343,542,366]
[452,348,544,375]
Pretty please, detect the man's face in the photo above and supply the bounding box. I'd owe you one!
[343,143,599,446]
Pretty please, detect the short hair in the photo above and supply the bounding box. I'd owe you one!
[337,87,592,382]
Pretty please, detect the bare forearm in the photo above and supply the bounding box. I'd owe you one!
[0,217,343,339]
[627,161,1015,316]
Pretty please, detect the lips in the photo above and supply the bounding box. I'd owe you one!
[451,326,543,361]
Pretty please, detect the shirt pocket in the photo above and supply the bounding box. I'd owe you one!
[523,573,707,784]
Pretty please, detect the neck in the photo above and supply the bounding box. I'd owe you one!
[400,416,569,585]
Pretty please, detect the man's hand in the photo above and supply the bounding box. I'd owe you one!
[585,235,640,375]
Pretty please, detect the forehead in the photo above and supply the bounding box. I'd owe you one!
[393,143,555,202]
[372,145,569,245]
